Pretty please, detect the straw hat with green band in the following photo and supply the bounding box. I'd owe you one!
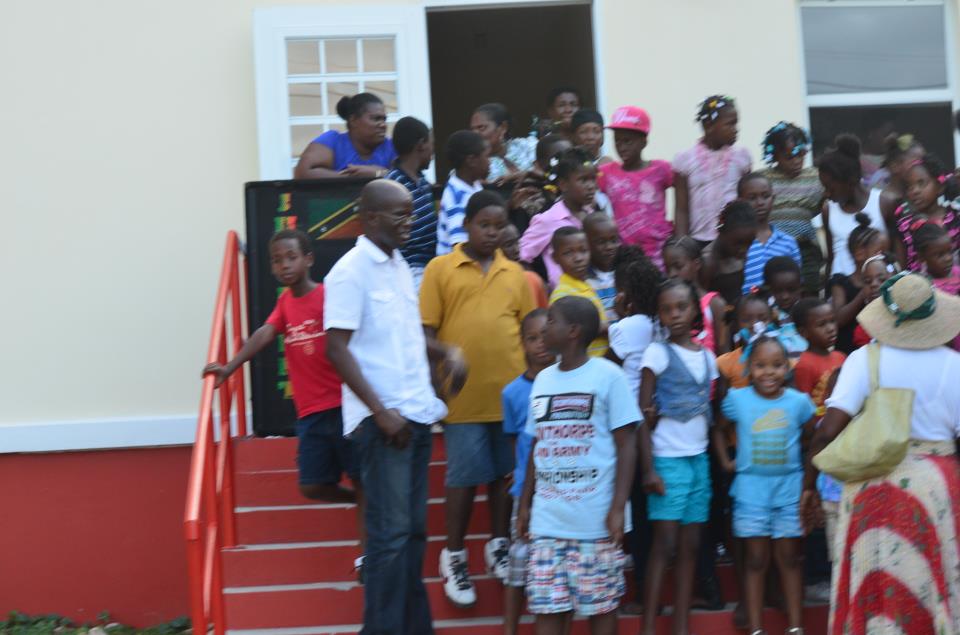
[857,272,960,350]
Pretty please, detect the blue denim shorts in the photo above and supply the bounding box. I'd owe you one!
[731,473,804,539]
[647,453,712,524]
[443,422,514,488]
[733,499,803,539]
[296,408,359,485]
[733,499,802,539]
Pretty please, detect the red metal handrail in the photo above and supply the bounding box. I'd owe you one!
[184,231,248,635]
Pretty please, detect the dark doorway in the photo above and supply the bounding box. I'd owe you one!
[809,103,956,170]
[427,2,597,176]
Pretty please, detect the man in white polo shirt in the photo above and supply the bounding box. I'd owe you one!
[326,179,467,634]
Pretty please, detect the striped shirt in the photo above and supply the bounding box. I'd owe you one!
[764,167,824,243]
[742,227,801,294]
[437,174,483,256]
[386,166,436,269]
[587,268,618,324]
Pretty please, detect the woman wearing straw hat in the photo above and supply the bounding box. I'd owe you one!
[801,272,960,634]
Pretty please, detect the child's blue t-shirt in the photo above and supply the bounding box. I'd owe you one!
[502,373,535,498]
[525,358,640,540]
[722,387,815,506]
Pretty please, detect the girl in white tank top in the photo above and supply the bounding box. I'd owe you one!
[817,134,888,276]
[824,189,884,276]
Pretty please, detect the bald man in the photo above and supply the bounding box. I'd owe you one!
[325,179,467,634]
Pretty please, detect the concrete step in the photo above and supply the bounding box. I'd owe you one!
[223,534,494,586]
[234,462,451,506]
[235,496,490,544]
[234,433,446,473]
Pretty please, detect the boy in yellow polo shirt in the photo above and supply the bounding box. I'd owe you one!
[420,189,536,608]
[549,226,609,356]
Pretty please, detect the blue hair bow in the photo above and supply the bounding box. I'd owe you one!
[738,322,783,364]
[762,121,811,166]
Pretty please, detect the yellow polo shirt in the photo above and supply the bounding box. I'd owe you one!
[549,273,609,357]
[420,245,537,423]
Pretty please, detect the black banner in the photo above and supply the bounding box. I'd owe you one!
[244,178,510,436]
[244,178,369,437]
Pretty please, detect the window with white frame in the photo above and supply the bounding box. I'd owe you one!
[800,0,957,173]
[286,37,401,171]
[253,6,433,180]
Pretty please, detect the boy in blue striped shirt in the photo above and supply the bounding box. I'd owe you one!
[437,130,489,255]
[739,172,801,295]
[583,212,621,324]
[386,116,436,291]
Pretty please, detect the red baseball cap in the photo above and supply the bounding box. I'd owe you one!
[607,106,651,134]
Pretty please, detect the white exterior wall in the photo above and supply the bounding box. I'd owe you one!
[1,0,955,450]
[595,0,808,173]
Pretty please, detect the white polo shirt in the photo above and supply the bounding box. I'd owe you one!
[324,235,448,435]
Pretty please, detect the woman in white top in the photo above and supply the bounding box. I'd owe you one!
[802,273,960,635]
[818,134,886,277]
[469,103,536,186]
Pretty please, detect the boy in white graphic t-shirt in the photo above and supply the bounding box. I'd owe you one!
[517,296,640,634]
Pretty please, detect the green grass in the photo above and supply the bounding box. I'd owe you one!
[0,612,190,634]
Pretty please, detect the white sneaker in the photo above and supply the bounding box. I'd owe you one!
[804,580,831,604]
[484,537,510,581]
[439,548,476,608]
[353,555,365,585]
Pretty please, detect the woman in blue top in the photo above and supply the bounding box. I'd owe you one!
[294,93,397,179]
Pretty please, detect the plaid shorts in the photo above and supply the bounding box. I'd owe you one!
[507,540,530,588]
[506,507,528,588]
[526,537,625,616]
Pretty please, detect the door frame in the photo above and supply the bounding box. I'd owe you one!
[253,5,434,179]
[253,0,606,179]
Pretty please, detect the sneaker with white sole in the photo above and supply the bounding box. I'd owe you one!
[439,548,476,607]
[804,580,831,604]
[484,537,510,581]
[353,555,365,585]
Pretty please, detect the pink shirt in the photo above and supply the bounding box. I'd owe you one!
[932,266,960,296]
[673,141,752,242]
[695,291,719,354]
[598,160,674,268]
[519,199,586,288]
[932,270,960,352]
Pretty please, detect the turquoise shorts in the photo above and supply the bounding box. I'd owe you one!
[647,453,712,525]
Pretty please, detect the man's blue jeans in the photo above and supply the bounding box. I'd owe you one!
[355,416,434,635]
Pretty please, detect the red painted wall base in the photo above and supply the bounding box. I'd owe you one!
[0,446,191,627]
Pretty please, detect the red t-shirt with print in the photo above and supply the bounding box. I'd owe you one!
[793,350,846,416]
[266,285,341,418]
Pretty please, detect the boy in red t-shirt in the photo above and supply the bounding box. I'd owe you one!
[791,297,844,597]
[204,229,364,570]
[791,298,845,409]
